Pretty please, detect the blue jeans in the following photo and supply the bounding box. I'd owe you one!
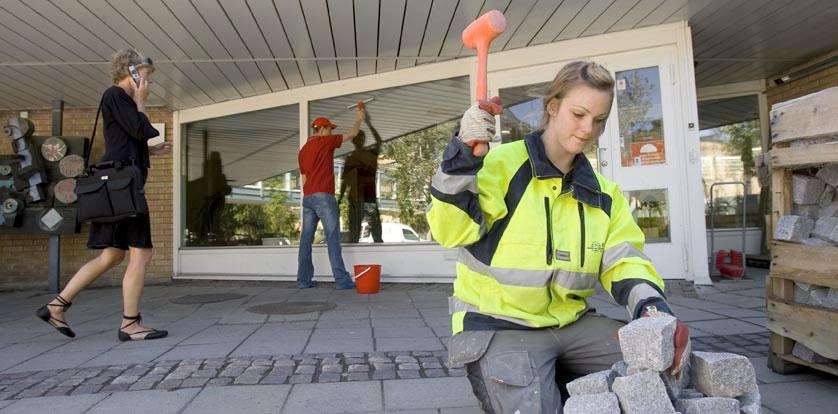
[297,193,354,288]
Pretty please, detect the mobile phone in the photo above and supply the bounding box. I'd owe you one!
[128,65,141,87]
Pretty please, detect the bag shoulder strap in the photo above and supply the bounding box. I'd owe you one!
[84,96,105,169]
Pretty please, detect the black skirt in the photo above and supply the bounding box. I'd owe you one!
[87,213,153,250]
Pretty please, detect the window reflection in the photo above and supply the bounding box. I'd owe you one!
[615,67,666,167]
[308,76,470,244]
[183,104,301,247]
[627,189,671,243]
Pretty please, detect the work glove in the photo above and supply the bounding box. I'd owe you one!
[459,96,503,157]
[642,306,691,380]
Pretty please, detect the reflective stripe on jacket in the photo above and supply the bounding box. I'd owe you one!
[428,131,667,335]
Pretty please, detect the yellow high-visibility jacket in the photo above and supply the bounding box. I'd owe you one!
[428,132,669,335]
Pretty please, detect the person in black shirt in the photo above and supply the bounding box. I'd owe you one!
[36,49,171,341]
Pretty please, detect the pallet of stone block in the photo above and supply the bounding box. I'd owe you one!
[767,298,838,376]
[770,86,838,144]
[770,241,838,288]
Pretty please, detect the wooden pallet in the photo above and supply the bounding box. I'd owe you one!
[767,86,838,375]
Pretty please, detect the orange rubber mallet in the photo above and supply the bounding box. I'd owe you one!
[462,10,507,156]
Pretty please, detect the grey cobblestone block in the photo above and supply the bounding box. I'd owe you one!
[344,352,365,358]
[84,376,112,385]
[373,362,395,370]
[295,365,316,374]
[679,389,704,399]
[316,353,337,358]
[368,354,391,363]
[260,374,288,385]
[738,390,761,414]
[123,366,150,377]
[322,364,343,373]
[206,377,233,387]
[72,384,103,395]
[690,352,757,398]
[422,361,443,369]
[448,368,466,376]
[219,366,246,377]
[252,358,273,366]
[817,165,838,187]
[111,374,140,385]
[348,364,369,372]
[191,368,218,378]
[618,315,677,371]
[270,367,294,377]
[611,360,629,377]
[59,377,86,387]
[299,357,318,365]
[321,357,342,365]
[612,370,675,414]
[774,215,814,242]
[128,380,158,391]
[347,372,370,381]
[395,355,418,364]
[273,359,296,367]
[793,174,825,204]
[288,374,313,384]
[155,379,182,391]
[564,392,620,414]
[100,383,132,393]
[234,374,263,385]
[317,373,341,383]
[399,363,421,370]
[567,369,615,396]
[345,357,365,364]
[45,386,76,397]
[820,185,835,207]
[15,388,47,399]
[792,342,832,363]
[167,367,197,380]
[398,370,422,379]
[819,201,838,219]
[675,397,739,414]
[424,369,446,378]
[812,217,838,241]
[372,370,397,380]
[181,377,211,388]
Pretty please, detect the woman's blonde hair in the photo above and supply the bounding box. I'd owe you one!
[540,61,614,128]
[110,49,154,83]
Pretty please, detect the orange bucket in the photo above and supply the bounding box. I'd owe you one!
[353,264,381,294]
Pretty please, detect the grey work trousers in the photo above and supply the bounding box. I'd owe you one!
[454,313,624,414]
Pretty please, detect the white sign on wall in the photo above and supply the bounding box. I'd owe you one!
[148,123,165,147]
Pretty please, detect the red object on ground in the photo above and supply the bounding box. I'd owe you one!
[354,264,381,294]
[715,249,744,279]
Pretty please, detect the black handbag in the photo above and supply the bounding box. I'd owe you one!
[75,99,149,224]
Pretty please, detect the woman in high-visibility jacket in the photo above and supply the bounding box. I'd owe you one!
[428,61,689,413]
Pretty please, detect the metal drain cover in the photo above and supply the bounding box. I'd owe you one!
[170,293,248,304]
[246,301,336,315]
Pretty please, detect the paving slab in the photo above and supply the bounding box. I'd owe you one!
[85,388,200,414]
[283,381,382,413]
[384,378,479,410]
[758,380,838,414]
[376,338,445,352]
[181,385,290,414]
[0,393,108,414]
[687,319,766,336]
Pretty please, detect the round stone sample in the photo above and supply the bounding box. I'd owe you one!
[54,178,77,204]
[41,137,68,162]
[59,154,85,177]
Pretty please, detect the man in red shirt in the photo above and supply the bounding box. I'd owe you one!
[297,107,364,289]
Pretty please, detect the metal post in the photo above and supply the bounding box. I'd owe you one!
[48,100,64,293]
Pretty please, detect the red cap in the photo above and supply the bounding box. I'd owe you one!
[312,117,337,130]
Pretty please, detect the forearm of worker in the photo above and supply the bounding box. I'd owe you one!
[342,118,364,142]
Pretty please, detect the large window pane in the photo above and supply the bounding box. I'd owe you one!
[183,104,301,247]
[626,189,671,243]
[307,77,469,243]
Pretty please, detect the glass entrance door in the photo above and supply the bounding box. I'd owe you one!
[490,46,688,279]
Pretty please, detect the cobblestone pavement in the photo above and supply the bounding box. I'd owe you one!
[0,268,835,413]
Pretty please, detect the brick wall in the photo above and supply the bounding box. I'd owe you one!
[767,52,838,106]
[0,105,173,291]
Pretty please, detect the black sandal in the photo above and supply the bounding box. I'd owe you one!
[117,313,168,342]
[36,295,75,338]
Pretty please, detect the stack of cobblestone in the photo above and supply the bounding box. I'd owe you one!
[776,165,838,246]
[563,315,761,414]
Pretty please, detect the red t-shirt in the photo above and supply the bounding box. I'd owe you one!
[298,134,343,195]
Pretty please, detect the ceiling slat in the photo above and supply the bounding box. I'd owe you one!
[557,0,620,41]
[396,0,432,70]
[245,0,305,88]
[376,0,406,73]
[328,0,358,79]
[503,0,563,50]
[192,0,270,95]
[528,0,587,46]
[275,0,321,85]
[417,0,459,62]
[635,0,688,28]
[489,0,536,53]
[71,0,214,106]
[300,0,340,82]
[218,0,287,92]
[608,0,665,32]
[354,0,380,76]
[580,0,644,37]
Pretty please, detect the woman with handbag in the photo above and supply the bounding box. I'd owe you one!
[36,49,172,342]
